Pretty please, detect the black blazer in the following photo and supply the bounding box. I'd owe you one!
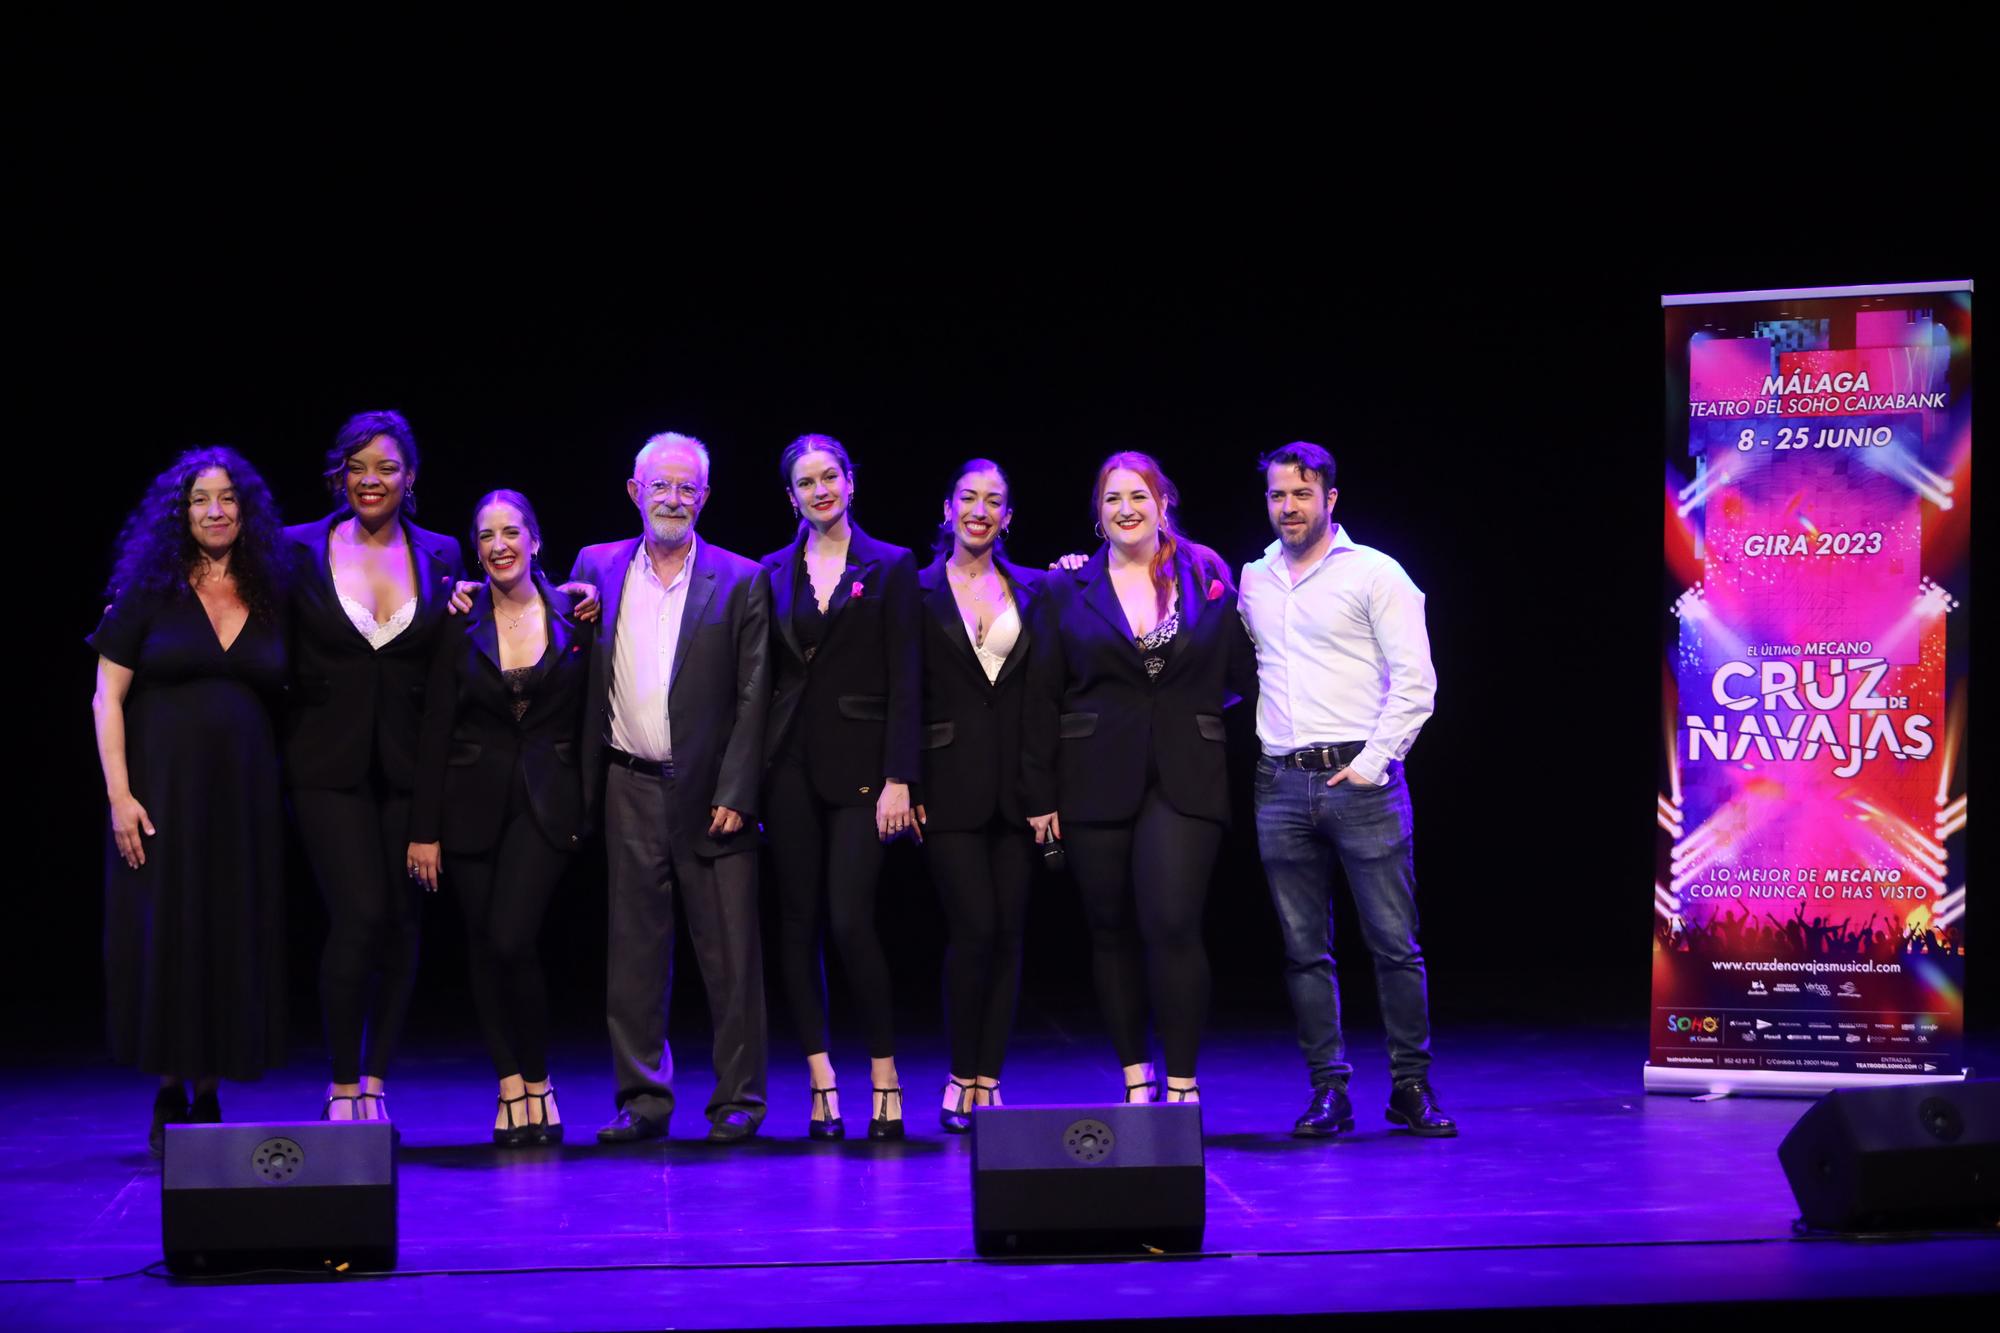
[913,554,1041,832]
[408,576,592,854]
[1022,545,1256,825]
[761,521,921,807]
[282,511,467,791]
[570,536,771,859]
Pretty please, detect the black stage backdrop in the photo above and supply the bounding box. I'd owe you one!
[14,43,1986,1065]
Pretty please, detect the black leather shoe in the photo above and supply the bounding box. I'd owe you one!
[149,1086,190,1158]
[868,1086,905,1141]
[1385,1079,1458,1137]
[596,1107,669,1143]
[1292,1085,1354,1138]
[707,1111,757,1143]
[189,1089,223,1125]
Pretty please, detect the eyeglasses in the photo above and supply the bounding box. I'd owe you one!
[644,481,705,502]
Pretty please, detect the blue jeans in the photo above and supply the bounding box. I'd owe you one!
[1253,747,1432,1087]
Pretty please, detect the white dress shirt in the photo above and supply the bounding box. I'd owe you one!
[1238,524,1436,786]
[609,537,697,764]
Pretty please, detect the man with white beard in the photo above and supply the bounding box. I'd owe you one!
[571,432,774,1144]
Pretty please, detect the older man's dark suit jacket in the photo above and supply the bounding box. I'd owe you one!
[282,510,467,791]
[569,536,771,858]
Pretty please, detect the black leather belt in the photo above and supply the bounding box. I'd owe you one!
[1275,743,1365,772]
[608,747,672,778]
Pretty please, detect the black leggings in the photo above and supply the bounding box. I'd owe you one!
[1062,786,1222,1079]
[446,781,571,1084]
[766,756,895,1060]
[291,782,421,1084]
[925,822,1033,1078]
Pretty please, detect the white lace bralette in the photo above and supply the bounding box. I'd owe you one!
[337,588,417,650]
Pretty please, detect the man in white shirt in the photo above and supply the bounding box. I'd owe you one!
[1238,442,1455,1138]
[571,433,773,1144]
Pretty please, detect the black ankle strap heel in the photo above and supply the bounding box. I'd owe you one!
[868,1085,906,1141]
[524,1084,563,1145]
[496,1092,531,1147]
[941,1077,975,1135]
[809,1086,845,1141]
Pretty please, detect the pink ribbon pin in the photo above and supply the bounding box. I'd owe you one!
[851,580,866,599]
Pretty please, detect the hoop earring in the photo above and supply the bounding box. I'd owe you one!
[1093,522,1105,539]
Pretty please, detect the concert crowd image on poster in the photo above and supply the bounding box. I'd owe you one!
[1649,281,1972,1094]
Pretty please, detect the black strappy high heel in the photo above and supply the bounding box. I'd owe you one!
[941,1077,975,1134]
[322,1089,365,1122]
[524,1084,563,1145]
[869,1085,906,1141]
[1125,1077,1159,1104]
[495,1091,532,1147]
[1164,1083,1201,1104]
[809,1085,845,1141]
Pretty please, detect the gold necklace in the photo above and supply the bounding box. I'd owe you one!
[949,564,996,603]
[495,595,542,632]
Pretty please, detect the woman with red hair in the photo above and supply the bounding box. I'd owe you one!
[1022,451,1255,1104]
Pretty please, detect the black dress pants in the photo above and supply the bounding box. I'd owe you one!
[446,775,571,1084]
[1062,785,1222,1079]
[291,780,421,1084]
[924,821,1033,1078]
[765,755,896,1060]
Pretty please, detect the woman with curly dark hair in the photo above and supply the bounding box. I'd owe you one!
[89,446,293,1155]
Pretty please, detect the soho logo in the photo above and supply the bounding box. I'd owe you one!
[1666,1015,1719,1034]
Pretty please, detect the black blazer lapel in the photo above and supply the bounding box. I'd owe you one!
[816,524,882,653]
[1162,553,1201,673]
[921,557,988,690]
[298,512,342,628]
[408,522,454,629]
[668,546,719,696]
[537,575,585,686]
[769,530,805,664]
[991,561,1036,689]
[1079,547,1134,644]
[468,596,502,674]
[595,538,642,643]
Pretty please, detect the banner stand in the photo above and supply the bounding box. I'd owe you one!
[1651,281,1973,1097]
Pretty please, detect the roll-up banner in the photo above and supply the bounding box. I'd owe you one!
[1650,281,1973,1096]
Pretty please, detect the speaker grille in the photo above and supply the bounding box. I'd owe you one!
[252,1138,304,1184]
[1063,1119,1114,1164]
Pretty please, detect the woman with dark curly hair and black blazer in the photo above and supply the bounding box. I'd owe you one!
[89,446,293,1155]
[283,410,465,1122]
[761,434,922,1140]
[406,490,592,1147]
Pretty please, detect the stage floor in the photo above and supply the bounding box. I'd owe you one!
[3,1022,1995,1329]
